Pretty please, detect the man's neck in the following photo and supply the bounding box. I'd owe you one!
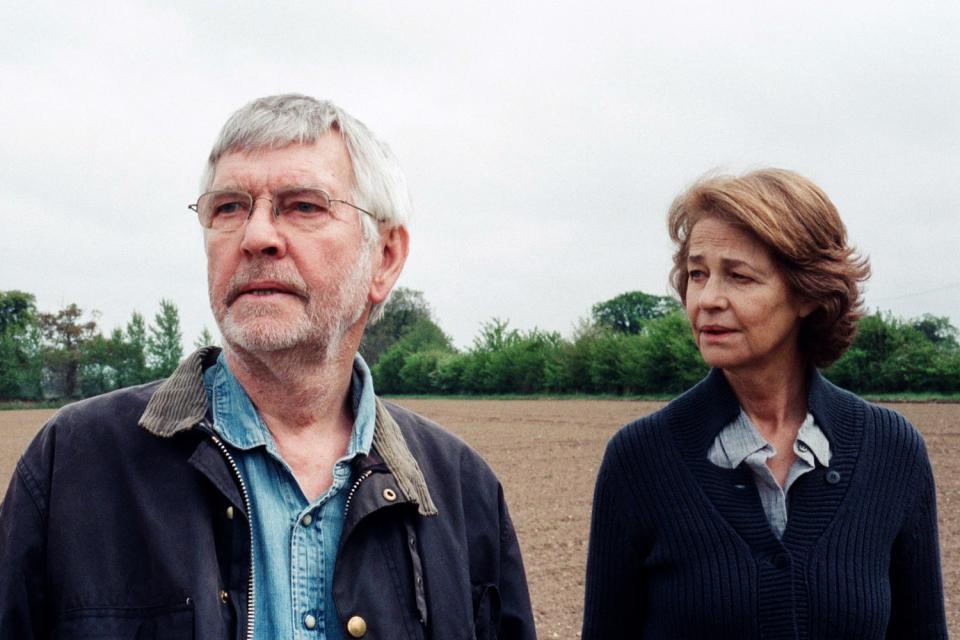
[222,341,363,501]
[222,342,357,436]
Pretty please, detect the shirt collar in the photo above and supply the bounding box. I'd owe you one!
[711,410,831,469]
[796,413,832,466]
[203,351,377,460]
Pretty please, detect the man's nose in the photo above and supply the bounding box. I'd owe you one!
[239,199,287,257]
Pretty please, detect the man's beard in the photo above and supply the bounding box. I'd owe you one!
[211,250,372,360]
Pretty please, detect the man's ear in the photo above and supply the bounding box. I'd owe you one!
[368,225,409,305]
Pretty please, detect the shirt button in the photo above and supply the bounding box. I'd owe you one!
[303,613,317,630]
[826,469,841,484]
[347,615,367,637]
[302,513,313,527]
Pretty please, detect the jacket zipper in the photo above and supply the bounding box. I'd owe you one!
[343,469,373,516]
[209,432,256,640]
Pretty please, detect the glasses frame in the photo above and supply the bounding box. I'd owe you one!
[188,187,379,230]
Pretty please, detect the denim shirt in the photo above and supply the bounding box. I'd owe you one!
[203,353,376,640]
[707,410,832,539]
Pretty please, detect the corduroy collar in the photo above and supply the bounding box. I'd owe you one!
[139,347,437,516]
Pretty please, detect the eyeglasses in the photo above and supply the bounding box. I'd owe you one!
[188,187,378,231]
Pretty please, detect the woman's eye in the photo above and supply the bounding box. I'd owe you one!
[731,272,752,283]
[688,269,706,281]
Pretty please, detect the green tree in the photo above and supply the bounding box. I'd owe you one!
[544,320,601,393]
[622,311,707,393]
[592,291,681,335]
[827,312,959,393]
[40,304,99,398]
[194,326,218,350]
[122,312,151,385]
[0,290,37,335]
[0,291,43,399]
[361,288,434,366]
[910,314,959,349]
[371,317,454,393]
[147,299,183,378]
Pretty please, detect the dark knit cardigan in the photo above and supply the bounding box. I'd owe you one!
[582,369,946,639]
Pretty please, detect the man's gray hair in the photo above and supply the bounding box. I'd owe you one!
[202,94,412,323]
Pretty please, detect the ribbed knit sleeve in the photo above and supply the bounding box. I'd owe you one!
[886,438,947,638]
[581,430,649,640]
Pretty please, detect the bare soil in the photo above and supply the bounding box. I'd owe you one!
[3,401,958,638]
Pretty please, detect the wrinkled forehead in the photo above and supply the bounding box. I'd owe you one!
[209,136,357,195]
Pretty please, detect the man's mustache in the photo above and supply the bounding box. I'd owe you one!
[224,267,309,306]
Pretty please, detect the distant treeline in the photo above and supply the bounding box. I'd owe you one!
[0,290,214,401]
[362,289,960,396]
[2,288,958,402]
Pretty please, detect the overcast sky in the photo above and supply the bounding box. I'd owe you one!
[2,1,958,350]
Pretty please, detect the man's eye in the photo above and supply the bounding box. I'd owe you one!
[288,200,329,214]
[213,201,248,216]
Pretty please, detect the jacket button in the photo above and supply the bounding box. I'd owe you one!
[219,589,229,604]
[303,613,317,630]
[302,513,313,527]
[225,506,234,520]
[825,470,841,484]
[382,488,397,502]
[347,615,367,637]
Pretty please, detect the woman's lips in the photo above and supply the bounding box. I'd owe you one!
[699,325,737,340]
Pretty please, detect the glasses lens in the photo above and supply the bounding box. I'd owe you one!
[274,188,335,229]
[198,191,252,229]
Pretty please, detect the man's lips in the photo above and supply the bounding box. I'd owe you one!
[227,280,306,305]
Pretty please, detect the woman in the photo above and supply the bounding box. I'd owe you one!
[582,169,946,639]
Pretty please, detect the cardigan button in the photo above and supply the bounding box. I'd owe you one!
[347,615,367,637]
[773,553,789,570]
[825,469,841,484]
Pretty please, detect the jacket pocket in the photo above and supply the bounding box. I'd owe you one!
[54,600,194,639]
[471,583,501,640]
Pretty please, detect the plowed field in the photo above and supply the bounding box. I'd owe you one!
[3,400,958,638]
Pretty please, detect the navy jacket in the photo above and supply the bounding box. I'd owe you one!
[582,368,947,639]
[0,348,535,640]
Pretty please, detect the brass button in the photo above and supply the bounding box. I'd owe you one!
[382,488,397,502]
[219,589,229,604]
[225,506,234,520]
[347,615,367,637]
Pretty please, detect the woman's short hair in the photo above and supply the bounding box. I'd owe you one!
[667,168,871,368]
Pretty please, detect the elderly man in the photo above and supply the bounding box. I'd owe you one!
[0,95,535,639]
